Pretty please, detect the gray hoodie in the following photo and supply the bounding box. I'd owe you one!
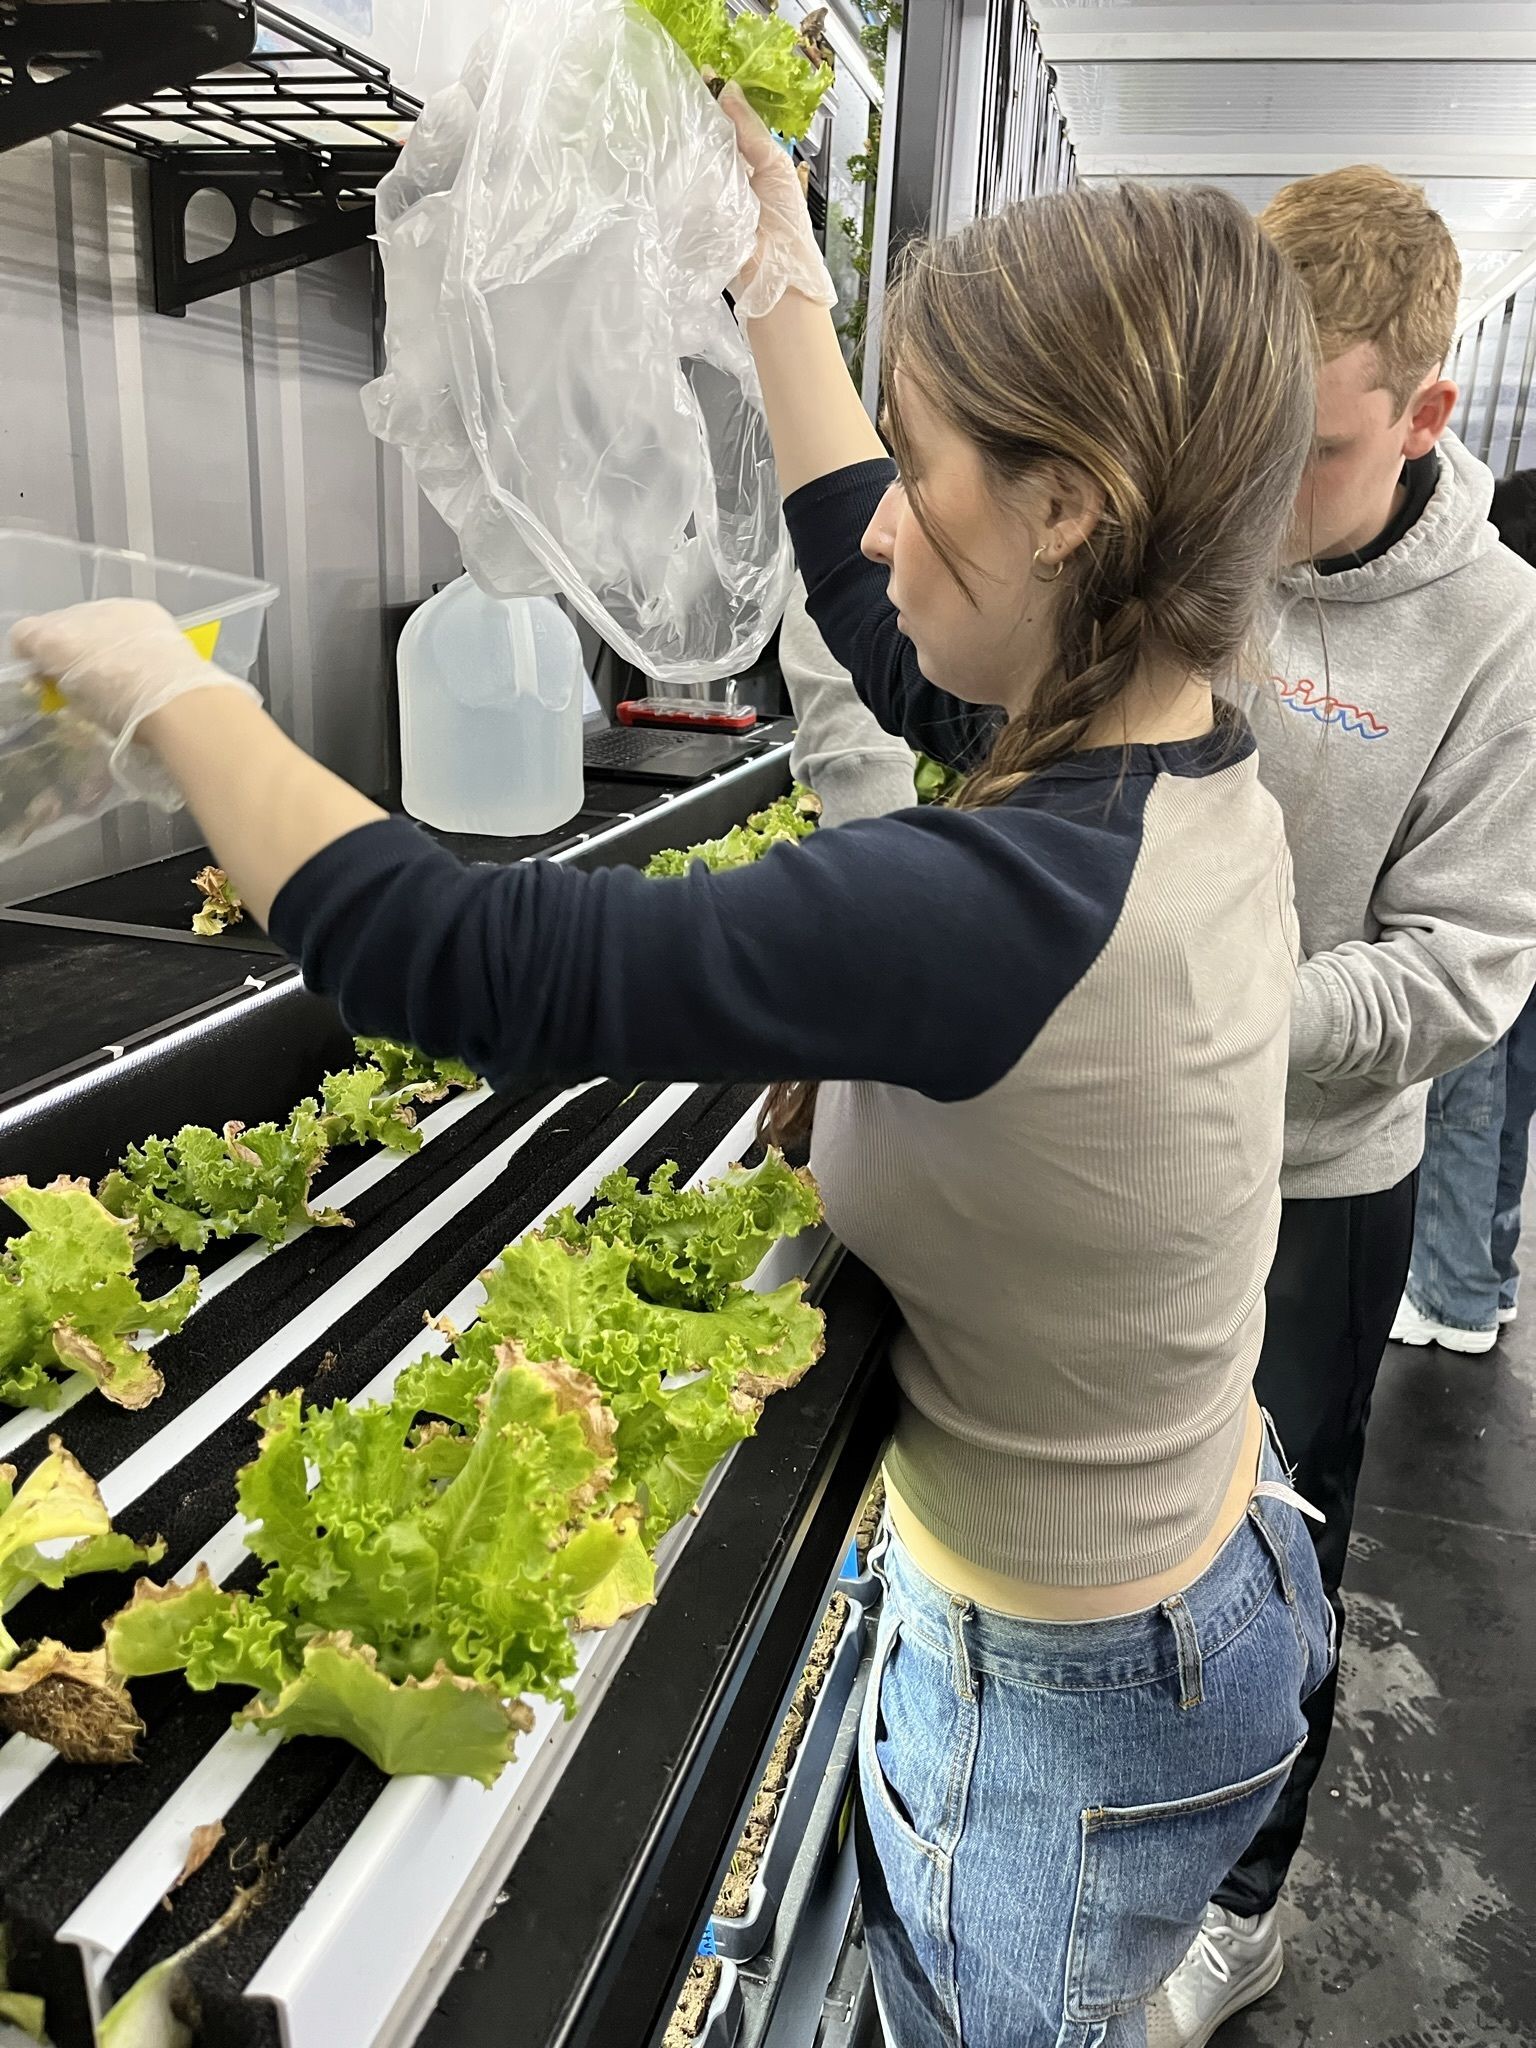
[1254,432,1536,1196]
[782,435,1536,1199]
[778,576,918,823]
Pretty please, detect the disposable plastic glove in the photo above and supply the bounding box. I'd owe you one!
[9,599,259,808]
[719,82,836,321]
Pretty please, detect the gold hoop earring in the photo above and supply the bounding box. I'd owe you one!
[1032,546,1065,583]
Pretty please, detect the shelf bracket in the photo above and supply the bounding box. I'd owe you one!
[0,0,255,154]
[148,147,391,312]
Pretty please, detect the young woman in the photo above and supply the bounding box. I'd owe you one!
[14,94,1332,2044]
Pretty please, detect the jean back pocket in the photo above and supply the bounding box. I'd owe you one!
[1066,1737,1305,2022]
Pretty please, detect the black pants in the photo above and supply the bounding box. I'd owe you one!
[1214,1172,1417,1919]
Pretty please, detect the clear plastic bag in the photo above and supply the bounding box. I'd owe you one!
[362,0,796,687]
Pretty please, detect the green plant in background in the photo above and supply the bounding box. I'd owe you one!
[837,2,901,385]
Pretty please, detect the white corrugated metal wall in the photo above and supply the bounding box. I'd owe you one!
[1034,4,1536,480]
[0,131,460,903]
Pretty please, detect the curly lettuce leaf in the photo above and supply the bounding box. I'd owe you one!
[321,1066,431,1154]
[106,1569,297,1695]
[914,752,962,804]
[546,1151,822,1309]
[634,0,831,139]
[477,1235,823,1397]
[452,1235,822,1534]
[352,1037,480,1095]
[0,1179,196,1412]
[236,1635,531,1789]
[634,0,727,73]
[100,1104,338,1255]
[393,1348,496,1429]
[619,1375,761,1542]
[644,788,820,878]
[721,13,833,138]
[109,1351,632,1780]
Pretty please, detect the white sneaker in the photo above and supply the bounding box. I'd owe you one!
[1499,1303,1518,1326]
[1389,1295,1498,1355]
[1145,1905,1284,2048]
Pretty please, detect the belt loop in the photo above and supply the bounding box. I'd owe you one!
[1248,1496,1298,1607]
[947,1597,976,1704]
[1161,1592,1204,1710]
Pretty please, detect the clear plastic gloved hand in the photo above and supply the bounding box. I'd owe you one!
[10,600,258,808]
[719,82,837,321]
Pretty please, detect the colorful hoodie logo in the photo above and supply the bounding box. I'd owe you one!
[1275,676,1389,740]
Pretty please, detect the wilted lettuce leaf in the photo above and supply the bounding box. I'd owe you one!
[191,864,244,937]
[0,1442,161,1761]
[100,1103,338,1254]
[0,1639,145,1764]
[0,1178,197,1412]
[0,1438,163,1668]
[545,1151,822,1309]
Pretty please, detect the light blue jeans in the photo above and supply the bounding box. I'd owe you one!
[857,1438,1332,2047]
[1406,989,1536,1334]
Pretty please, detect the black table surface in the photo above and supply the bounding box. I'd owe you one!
[0,730,794,1107]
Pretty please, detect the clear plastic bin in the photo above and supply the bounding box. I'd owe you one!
[0,530,278,861]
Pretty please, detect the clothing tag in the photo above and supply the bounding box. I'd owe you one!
[1253,1478,1326,1525]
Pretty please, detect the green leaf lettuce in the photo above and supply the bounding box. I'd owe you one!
[0,1178,197,1412]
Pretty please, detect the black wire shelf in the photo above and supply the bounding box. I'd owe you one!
[0,0,422,312]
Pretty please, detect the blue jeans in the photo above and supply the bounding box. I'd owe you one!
[857,1439,1332,2047]
[1406,989,1536,1333]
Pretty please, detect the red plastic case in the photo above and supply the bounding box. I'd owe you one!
[616,696,758,734]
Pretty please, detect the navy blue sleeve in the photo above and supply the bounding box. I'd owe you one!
[783,458,1002,771]
[268,793,1146,1103]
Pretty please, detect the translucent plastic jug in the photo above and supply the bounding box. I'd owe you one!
[396,578,586,838]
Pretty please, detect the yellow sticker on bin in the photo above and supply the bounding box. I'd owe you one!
[36,620,220,715]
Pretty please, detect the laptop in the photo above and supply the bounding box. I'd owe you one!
[581,682,767,784]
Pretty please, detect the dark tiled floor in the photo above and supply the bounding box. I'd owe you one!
[1225,1278,1536,2044]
